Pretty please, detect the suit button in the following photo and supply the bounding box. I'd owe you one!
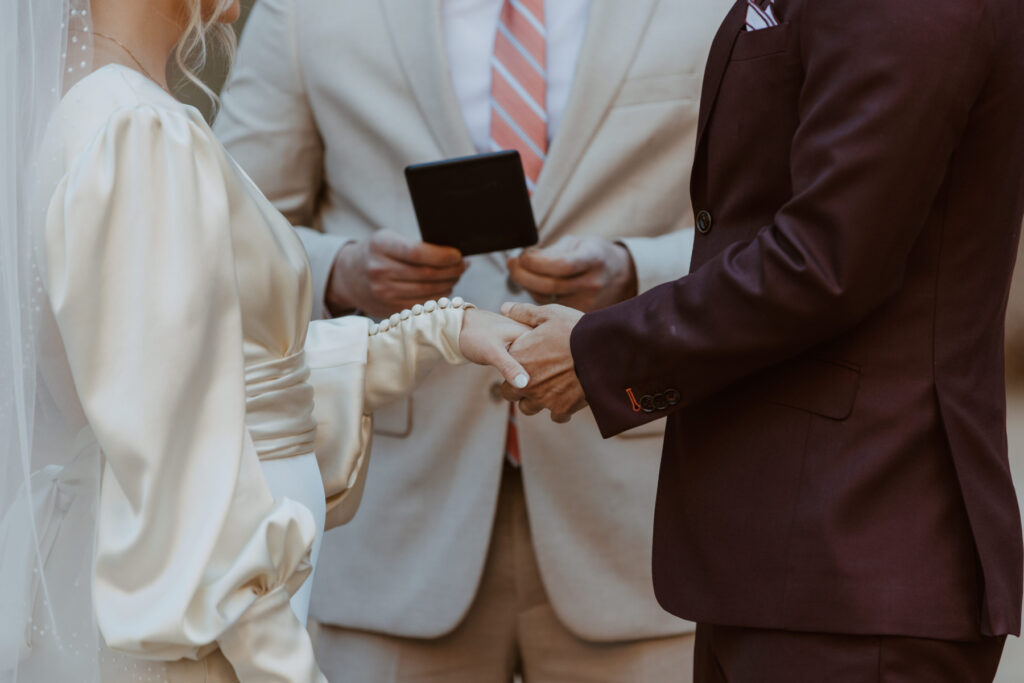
[640,395,656,413]
[653,394,669,411]
[665,389,681,406]
[506,274,523,294]
[489,381,504,402]
[696,210,713,235]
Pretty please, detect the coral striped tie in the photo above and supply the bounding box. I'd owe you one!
[491,0,546,465]
[490,0,547,192]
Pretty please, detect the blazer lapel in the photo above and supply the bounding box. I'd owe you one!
[693,0,746,155]
[381,0,476,159]
[532,0,659,231]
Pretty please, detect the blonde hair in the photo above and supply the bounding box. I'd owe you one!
[173,0,237,111]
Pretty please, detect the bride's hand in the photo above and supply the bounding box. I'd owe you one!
[460,308,533,389]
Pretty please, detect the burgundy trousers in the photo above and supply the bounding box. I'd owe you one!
[694,623,1005,683]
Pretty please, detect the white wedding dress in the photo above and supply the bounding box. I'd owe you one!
[21,63,470,682]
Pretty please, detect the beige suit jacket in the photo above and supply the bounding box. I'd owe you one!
[216,0,731,641]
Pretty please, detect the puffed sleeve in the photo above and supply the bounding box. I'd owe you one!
[305,299,468,529]
[43,105,324,681]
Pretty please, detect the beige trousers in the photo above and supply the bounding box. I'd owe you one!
[314,466,695,682]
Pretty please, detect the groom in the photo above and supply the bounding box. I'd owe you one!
[502,0,1024,679]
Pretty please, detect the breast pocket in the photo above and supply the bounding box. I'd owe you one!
[613,73,701,108]
[731,22,793,62]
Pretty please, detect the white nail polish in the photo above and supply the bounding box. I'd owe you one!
[513,374,529,389]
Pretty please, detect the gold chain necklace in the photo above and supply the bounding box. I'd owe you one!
[93,31,163,88]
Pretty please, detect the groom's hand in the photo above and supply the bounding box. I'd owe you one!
[326,230,469,318]
[506,236,637,313]
[500,303,587,423]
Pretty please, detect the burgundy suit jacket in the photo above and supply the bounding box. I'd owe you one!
[572,0,1024,639]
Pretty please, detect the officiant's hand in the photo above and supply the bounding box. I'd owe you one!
[506,236,637,313]
[460,308,532,389]
[498,303,587,423]
[327,230,469,318]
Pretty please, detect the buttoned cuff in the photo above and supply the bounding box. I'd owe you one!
[364,297,471,412]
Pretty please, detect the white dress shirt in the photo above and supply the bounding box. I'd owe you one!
[443,0,592,154]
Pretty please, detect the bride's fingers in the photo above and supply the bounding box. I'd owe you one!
[485,341,530,389]
[460,309,531,386]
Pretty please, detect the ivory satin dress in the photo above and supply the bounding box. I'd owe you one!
[30,65,469,682]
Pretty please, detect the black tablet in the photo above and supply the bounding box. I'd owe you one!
[404,150,539,256]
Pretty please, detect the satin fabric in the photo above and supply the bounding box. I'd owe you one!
[31,64,469,682]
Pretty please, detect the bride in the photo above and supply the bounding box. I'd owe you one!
[0,0,532,681]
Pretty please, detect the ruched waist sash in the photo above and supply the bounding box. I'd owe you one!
[245,351,317,461]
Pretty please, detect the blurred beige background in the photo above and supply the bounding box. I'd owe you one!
[169,0,256,122]
[1008,237,1024,385]
[187,4,1024,677]
[998,236,1024,683]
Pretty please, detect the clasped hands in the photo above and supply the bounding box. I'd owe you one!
[328,229,638,422]
[460,303,588,423]
[476,234,635,423]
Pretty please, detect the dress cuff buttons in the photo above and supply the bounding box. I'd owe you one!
[367,298,469,336]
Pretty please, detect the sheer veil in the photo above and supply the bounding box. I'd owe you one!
[0,1,102,681]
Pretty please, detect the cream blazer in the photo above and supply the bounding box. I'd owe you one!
[216,0,732,641]
[32,65,469,682]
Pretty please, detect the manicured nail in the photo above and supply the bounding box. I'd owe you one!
[513,374,529,389]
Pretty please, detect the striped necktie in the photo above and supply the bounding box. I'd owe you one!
[490,0,546,466]
[490,0,547,193]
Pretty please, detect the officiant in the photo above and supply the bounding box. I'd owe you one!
[215,0,729,680]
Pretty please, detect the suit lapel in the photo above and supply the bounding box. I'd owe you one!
[532,0,659,231]
[693,0,746,155]
[381,0,476,159]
